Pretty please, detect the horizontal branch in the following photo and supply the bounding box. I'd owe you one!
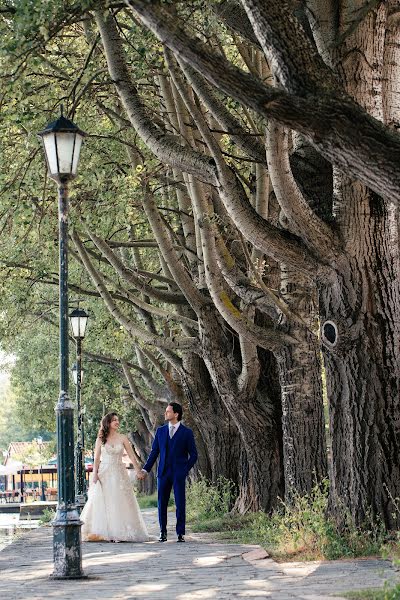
[72,229,199,352]
[94,8,218,183]
[127,0,400,205]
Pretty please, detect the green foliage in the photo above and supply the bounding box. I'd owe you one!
[1,321,140,452]
[189,512,251,534]
[0,1,216,440]
[344,586,400,600]
[188,479,390,562]
[38,507,56,526]
[136,491,174,510]
[0,375,52,451]
[186,476,236,522]
[239,481,387,561]
[136,492,159,510]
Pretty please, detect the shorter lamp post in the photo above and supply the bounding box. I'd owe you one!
[36,436,46,502]
[69,308,89,508]
[38,111,86,579]
[71,362,83,386]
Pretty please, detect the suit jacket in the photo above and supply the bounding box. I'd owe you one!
[143,423,198,478]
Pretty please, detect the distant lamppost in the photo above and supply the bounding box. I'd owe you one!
[36,436,46,502]
[69,307,89,508]
[38,111,86,579]
[71,362,84,385]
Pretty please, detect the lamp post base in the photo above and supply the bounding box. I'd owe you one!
[51,508,85,579]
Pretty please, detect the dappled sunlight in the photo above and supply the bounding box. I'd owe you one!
[192,554,227,566]
[279,561,321,577]
[4,565,52,580]
[238,592,272,597]
[84,550,158,566]
[237,580,274,596]
[243,579,273,589]
[125,582,169,595]
[177,588,219,599]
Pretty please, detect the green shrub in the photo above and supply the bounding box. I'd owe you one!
[39,507,56,526]
[187,476,235,521]
[344,584,400,599]
[235,480,387,561]
[188,477,391,562]
[136,492,174,509]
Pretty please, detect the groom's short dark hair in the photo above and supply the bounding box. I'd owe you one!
[169,402,183,421]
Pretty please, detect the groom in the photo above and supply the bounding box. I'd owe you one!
[139,402,198,542]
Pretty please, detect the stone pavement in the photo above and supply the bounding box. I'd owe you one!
[0,508,398,599]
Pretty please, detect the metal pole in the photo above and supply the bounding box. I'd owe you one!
[51,180,84,579]
[75,337,86,506]
[20,471,24,503]
[40,464,46,502]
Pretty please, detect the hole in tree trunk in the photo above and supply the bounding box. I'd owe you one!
[321,320,338,348]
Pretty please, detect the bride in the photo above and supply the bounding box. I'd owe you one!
[81,412,150,542]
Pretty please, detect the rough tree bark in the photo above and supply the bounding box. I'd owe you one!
[316,1,400,526]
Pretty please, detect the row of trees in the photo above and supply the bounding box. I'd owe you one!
[0,1,399,527]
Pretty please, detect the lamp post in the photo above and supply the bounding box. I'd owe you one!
[69,307,89,508]
[38,112,86,579]
[36,437,46,502]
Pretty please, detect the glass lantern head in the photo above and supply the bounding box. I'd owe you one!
[69,308,89,339]
[38,114,86,182]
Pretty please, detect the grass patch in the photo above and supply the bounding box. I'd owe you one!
[187,477,396,562]
[189,512,252,534]
[343,585,400,599]
[136,492,174,510]
[187,475,235,522]
[137,492,158,509]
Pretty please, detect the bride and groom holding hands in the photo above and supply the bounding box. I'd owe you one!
[81,402,198,544]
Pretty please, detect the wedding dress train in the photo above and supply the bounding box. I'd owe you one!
[81,441,150,542]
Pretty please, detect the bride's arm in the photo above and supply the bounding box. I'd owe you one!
[92,437,102,484]
[122,435,142,475]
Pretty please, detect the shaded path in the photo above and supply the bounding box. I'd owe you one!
[0,509,397,599]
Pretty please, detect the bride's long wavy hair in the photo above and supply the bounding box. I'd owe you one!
[98,412,119,445]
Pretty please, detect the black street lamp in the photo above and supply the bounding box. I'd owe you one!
[69,307,89,508]
[36,437,46,502]
[38,112,86,579]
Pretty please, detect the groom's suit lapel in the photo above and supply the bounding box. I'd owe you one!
[173,423,185,442]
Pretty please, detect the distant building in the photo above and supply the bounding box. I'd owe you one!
[3,441,52,466]
[1,440,55,497]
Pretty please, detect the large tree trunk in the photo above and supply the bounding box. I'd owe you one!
[320,180,400,528]
[129,425,157,495]
[234,347,284,513]
[181,352,240,485]
[200,310,283,512]
[318,2,400,527]
[276,268,328,501]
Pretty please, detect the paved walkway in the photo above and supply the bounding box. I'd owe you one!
[0,509,398,599]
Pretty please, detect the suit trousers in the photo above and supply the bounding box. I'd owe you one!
[158,467,186,535]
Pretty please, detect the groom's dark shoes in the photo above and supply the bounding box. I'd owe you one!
[177,534,185,542]
[158,531,167,542]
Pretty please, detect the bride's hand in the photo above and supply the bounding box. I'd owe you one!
[92,474,99,484]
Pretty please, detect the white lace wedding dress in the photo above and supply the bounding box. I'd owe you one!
[81,441,150,542]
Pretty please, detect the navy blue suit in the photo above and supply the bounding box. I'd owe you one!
[143,423,198,535]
